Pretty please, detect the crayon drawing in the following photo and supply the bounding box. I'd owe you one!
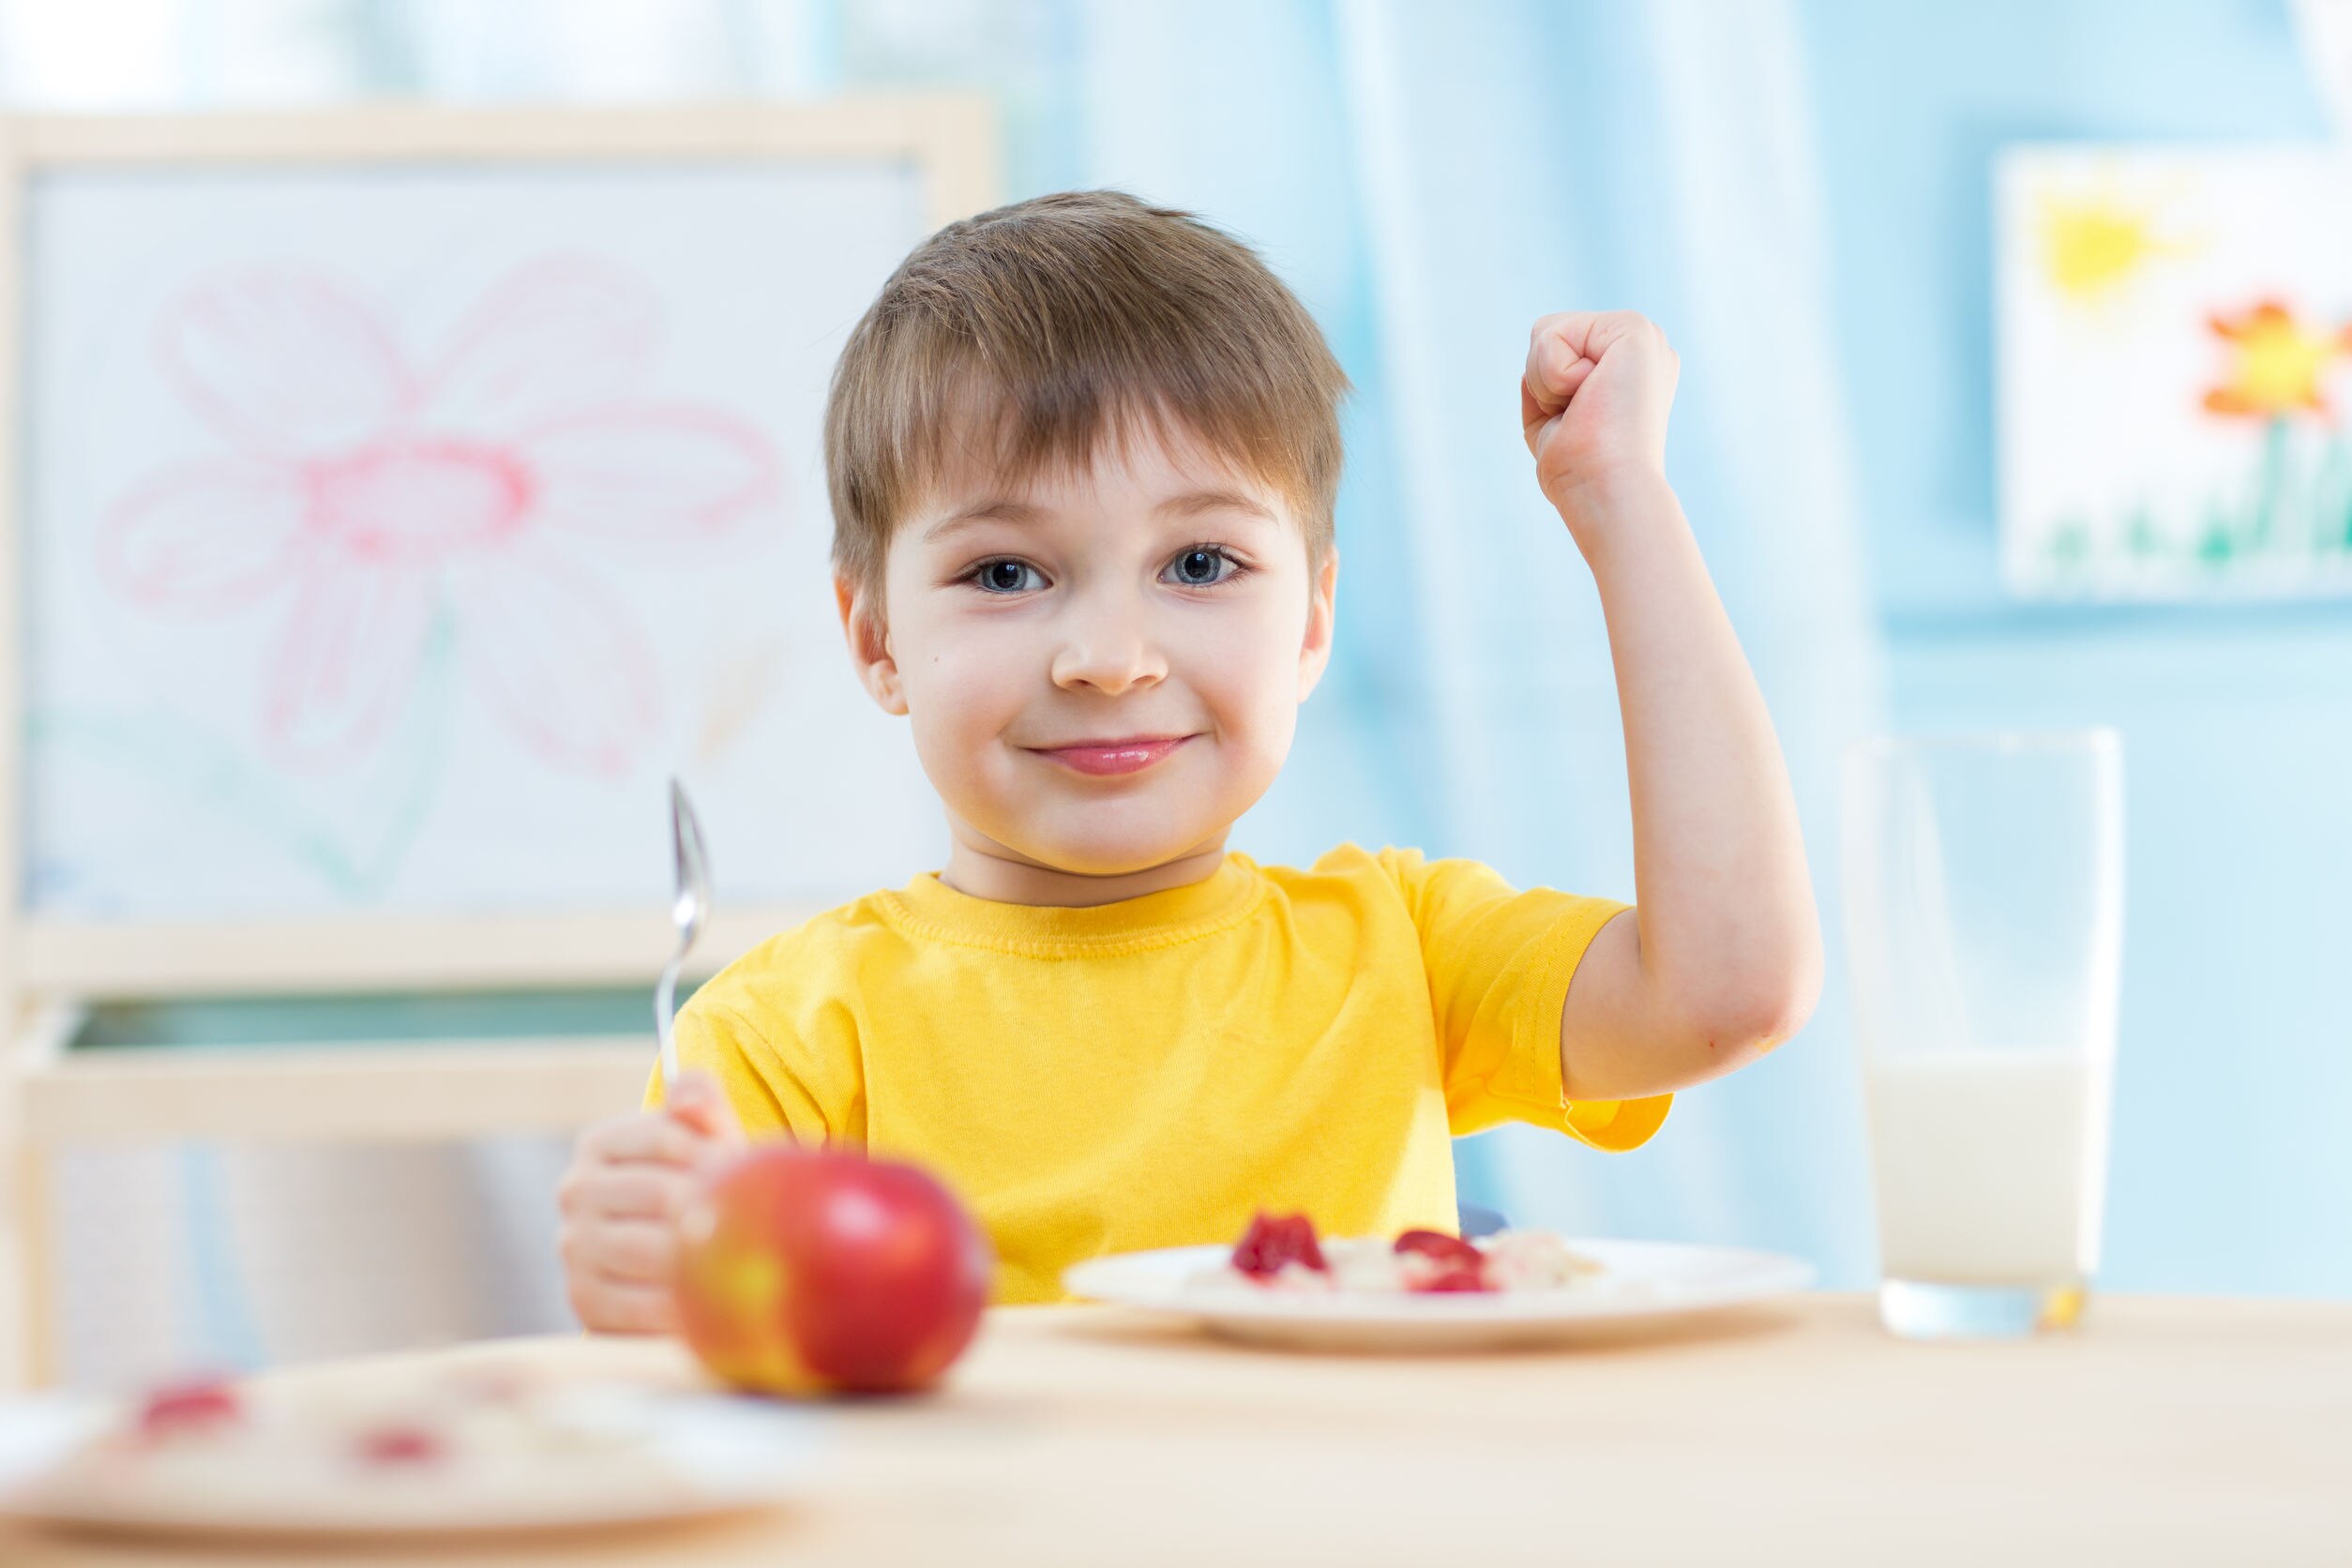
[1997,148,2352,599]
[18,158,949,921]
[101,258,776,776]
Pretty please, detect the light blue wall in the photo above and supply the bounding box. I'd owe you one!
[1802,0,2352,1294]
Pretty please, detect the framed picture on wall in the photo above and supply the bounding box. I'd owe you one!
[1996,145,2352,601]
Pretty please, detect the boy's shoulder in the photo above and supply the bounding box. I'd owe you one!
[685,882,911,1029]
[1257,840,1451,894]
[1258,843,1550,922]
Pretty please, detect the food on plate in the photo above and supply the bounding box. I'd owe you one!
[11,1362,713,1527]
[1392,1229,1491,1292]
[135,1376,245,1440]
[1230,1211,1328,1280]
[673,1144,995,1397]
[1206,1211,1603,1296]
[354,1424,447,1466]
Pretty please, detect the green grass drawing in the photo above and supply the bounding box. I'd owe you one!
[27,612,460,905]
[2039,422,2352,588]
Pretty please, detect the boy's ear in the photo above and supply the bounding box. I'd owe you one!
[835,571,908,716]
[1296,546,1339,702]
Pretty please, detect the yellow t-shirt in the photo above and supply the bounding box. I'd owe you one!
[648,841,1669,1304]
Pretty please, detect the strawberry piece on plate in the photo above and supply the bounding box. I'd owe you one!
[1230,1212,1328,1279]
[1393,1229,1496,1293]
[136,1376,245,1441]
[355,1425,447,1466]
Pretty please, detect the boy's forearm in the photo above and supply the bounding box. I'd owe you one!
[1566,472,1822,1093]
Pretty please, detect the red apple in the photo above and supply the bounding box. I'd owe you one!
[672,1145,993,1396]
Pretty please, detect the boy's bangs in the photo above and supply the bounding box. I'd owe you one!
[897,346,1289,522]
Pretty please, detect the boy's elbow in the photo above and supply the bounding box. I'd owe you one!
[1677,945,1822,1072]
[1723,978,1818,1061]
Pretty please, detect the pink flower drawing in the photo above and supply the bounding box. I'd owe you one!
[99,258,778,776]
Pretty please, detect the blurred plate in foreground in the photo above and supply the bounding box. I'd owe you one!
[0,1370,821,1542]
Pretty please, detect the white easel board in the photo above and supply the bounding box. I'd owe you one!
[0,102,994,999]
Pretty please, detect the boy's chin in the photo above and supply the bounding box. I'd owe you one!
[1010,839,1208,879]
[995,821,1224,879]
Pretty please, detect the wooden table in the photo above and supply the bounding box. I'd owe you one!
[5,1295,2349,1565]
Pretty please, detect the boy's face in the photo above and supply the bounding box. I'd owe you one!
[837,421,1337,879]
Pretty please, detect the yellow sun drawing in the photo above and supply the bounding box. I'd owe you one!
[2036,187,2185,305]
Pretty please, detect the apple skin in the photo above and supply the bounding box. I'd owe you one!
[673,1144,994,1396]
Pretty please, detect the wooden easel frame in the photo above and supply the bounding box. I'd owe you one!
[0,98,1000,1388]
[0,98,999,1005]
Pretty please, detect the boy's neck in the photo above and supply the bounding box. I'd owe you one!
[937,825,1231,907]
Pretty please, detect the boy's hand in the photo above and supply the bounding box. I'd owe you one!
[1520,310,1680,543]
[557,1069,745,1334]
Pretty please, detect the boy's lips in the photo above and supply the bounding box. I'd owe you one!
[1028,734,1194,776]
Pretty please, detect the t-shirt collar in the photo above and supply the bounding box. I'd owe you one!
[882,852,1262,953]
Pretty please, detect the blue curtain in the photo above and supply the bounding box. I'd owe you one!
[1029,0,1884,1282]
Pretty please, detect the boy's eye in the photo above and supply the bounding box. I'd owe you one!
[966,550,1244,594]
[1165,547,1243,587]
[970,559,1043,594]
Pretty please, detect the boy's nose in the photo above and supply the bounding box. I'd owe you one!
[1049,606,1168,696]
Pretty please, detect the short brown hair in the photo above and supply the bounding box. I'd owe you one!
[822,189,1350,609]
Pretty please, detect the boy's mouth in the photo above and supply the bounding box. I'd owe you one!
[1028,734,1195,777]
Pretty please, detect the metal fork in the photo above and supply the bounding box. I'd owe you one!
[655,777,710,1091]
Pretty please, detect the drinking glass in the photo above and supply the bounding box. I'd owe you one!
[1841,730,2123,1339]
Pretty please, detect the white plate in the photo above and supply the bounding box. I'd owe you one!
[0,1382,822,1541]
[1063,1238,1816,1351]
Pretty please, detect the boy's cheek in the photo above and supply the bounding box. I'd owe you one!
[901,649,1010,718]
[902,696,1022,801]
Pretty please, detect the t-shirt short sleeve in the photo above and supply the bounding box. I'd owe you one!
[1374,846,1670,1150]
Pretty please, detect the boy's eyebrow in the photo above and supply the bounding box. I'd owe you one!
[922,490,1279,544]
[1156,490,1281,526]
[922,499,1049,543]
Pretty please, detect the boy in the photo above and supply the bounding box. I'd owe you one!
[558,190,1819,1322]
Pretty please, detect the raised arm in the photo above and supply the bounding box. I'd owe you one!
[1519,310,1822,1102]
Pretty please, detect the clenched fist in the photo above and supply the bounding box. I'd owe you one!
[1521,309,1680,543]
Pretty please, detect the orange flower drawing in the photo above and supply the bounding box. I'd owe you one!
[2200,299,2352,419]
